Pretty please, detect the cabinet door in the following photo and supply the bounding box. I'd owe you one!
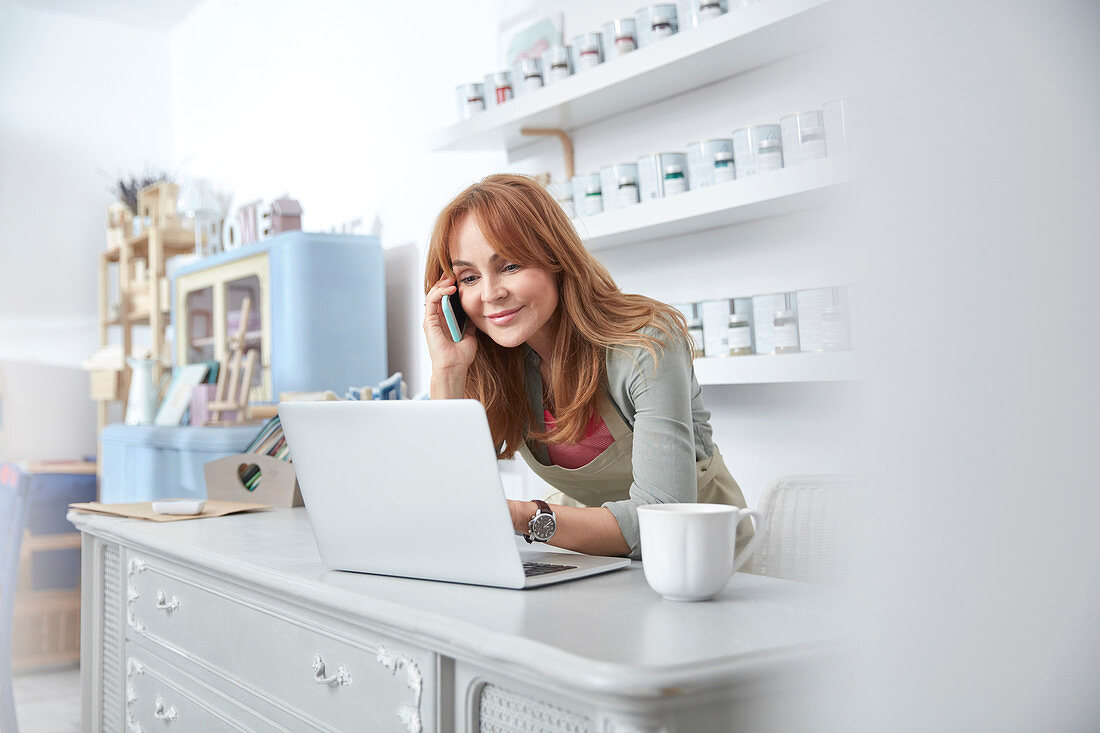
[223,272,268,400]
[183,285,215,364]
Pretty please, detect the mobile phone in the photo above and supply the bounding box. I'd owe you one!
[441,293,467,343]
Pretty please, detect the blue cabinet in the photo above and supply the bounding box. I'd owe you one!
[171,231,386,401]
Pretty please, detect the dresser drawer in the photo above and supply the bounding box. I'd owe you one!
[126,653,262,732]
[125,554,433,732]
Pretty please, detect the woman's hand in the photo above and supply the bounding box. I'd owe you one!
[424,275,477,397]
[508,499,536,534]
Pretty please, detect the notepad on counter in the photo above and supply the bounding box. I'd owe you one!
[68,500,271,522]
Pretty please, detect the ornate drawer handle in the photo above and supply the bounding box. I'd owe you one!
[155,590,180,613]
[312,654,352,687]
[153,697,178,721]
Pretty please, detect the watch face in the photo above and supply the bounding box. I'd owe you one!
[530,513,556,540]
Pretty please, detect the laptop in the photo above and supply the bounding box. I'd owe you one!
[278,399,631,589]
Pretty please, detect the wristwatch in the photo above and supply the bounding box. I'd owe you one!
[525,499,556,543]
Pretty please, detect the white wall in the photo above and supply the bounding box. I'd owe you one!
[0,0,173,366]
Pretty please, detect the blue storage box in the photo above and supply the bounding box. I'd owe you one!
[100,424,259,503]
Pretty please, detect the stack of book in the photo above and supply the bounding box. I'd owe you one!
[240,416,291,491]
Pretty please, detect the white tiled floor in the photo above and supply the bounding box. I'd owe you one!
[12,665,81,733]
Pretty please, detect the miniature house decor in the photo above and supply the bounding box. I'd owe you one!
[262,197,303,238]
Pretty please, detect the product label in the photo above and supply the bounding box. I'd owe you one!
[637,157,661,200]
[758,151,783,171]
[664,177,687,195]
[713,164,735,183]
[525,77,543,93]
[775,323,798,349]
[584,193,603,216]
[577,52,600,70]
[801,139,827,159]
[615,38,635,55]
[727,327,751,350]
[795,288,832,352]
[550,66,570,82]
[823,317,851,350]
[700,300,731,357]
[752,294,786,354]
[618,184,640,206]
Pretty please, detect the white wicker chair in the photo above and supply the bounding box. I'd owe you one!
[747,474,857,587]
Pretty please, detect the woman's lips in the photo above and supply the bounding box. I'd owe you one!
[486,306,522,325]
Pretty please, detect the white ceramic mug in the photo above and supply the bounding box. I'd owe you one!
[637,504,763,601]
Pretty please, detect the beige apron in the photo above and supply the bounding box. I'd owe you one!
[518,395,754,554]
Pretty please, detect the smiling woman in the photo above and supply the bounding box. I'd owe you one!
[422,174,752,558]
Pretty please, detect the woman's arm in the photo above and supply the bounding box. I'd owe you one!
[508,500,631,556]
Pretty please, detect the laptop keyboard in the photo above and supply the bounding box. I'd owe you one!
[523,561,577,577]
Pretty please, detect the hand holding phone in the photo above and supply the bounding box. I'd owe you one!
[441,293,467,343]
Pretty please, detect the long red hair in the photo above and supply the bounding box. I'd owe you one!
[425,174,689,459]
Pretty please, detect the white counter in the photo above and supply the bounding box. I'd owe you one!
[72,507,847,732]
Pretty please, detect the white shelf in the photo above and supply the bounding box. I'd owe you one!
[427,0,834,153]
[693,350,866,385]
[574,156,852,250]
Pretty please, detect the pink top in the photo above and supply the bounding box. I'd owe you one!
[543,408,616,469]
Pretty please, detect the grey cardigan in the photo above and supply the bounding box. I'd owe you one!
[521,326,717,550]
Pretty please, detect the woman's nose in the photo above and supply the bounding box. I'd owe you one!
[482,275,508,302]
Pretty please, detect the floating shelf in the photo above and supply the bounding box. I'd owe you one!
[428,0,833,153]
[573,156,852,251]
[693,350,866,385]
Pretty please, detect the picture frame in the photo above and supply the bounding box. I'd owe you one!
[154,363,211,426]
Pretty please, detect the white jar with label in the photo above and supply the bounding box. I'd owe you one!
[637,152,689,200]
[686,0,728,27]
[713,150,735,182]
[822,306,851,351]
[601,19,637,58]
[732,124,782,177]
[486,71,513,105]
[758,138,784,171]
[541,45,573,85]
[635,4,679,47]
[515,58,543,96]
[773,310,800,354]
[780,110,827,166]
[727,314,752,356]
[599,163,639,212]
[618,176,641,206]
[571,33,604,71]
[572,173,603,216]
[455,83,485,120]
[686,138,734,188]
[663,163,688,195]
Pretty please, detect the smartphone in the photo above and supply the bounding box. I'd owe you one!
[440,293,467,343]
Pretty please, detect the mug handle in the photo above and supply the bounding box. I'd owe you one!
[731,509,764,574]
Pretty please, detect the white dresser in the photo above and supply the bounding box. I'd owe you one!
[71,508,846,732]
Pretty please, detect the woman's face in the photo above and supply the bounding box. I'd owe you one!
[449,214,559,354]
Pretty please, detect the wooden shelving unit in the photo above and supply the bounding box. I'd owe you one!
[93,183,197,433]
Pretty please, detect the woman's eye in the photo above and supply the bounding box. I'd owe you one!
[459,274,478,285]
[503,263,522,273]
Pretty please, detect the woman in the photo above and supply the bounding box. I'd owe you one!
[424,174,751,558]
